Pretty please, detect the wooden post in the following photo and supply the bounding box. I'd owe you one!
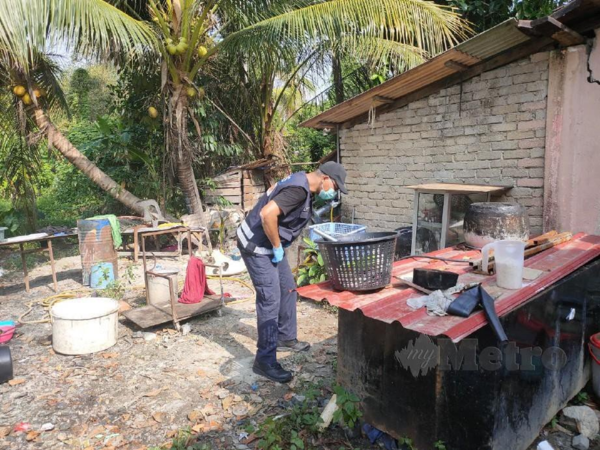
[19,243,30,293]
[47,239,58,292]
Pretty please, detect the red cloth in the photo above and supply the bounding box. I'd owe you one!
[178,256,215,304]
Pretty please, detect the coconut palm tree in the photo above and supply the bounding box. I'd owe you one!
[141,0,469,213]
[0,0,156,216]
[1,0,469,220]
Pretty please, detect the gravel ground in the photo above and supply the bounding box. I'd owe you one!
[0,246,341,449]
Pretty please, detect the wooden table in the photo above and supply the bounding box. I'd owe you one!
[0,233,77,293]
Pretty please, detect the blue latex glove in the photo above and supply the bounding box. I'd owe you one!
[272,245,284,263]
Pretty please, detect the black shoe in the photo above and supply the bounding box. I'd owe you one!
[277,339,311,352]
[252,360,293,383]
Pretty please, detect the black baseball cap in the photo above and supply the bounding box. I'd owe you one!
[320,161,348,194]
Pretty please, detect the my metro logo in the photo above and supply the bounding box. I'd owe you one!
[395,335,568,377]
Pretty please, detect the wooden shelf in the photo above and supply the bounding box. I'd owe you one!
[406,183,511,195]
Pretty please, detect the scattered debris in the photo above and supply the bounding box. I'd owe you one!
[318,394,338,430]
[41,423,55,431]
[573,434,590,450]
[537,441,555,450]
[181,323,192,335]
[561,406,600,439]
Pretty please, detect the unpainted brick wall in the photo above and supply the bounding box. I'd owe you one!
[340,52,550,235]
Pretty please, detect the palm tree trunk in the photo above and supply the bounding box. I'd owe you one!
[32,107,146,216]
[169,89,204,216]
[332,51,345,104]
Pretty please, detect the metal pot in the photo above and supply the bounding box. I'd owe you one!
[463,202,530,248]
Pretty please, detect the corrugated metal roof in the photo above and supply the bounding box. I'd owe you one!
[457,19,530,59]
[302,0,600,129]
[301,19,530,129]
[297,234,600,342]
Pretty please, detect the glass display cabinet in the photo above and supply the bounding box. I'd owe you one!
[407,184,510,255]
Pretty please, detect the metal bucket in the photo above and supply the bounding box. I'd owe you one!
[77,219,118,286]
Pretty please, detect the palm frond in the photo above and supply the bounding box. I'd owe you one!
[0,0,156,75]
[219,0,471,58]
[350,36,428,73]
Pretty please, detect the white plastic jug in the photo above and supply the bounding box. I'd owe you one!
[481,240,526,289]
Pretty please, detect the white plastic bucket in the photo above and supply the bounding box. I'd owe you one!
[590,332,600,399]
[50,297,119,355]
[147,267,178,306]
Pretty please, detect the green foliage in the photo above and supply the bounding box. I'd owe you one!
[332,385,362,430]
[100,265,135,301]
[572,391,590,405]
[296,237,327,287]
[247,384,322,450]
[448,0,567,32]
[434,440,447,450]
[398,436,416,449]
[147,428,210,450]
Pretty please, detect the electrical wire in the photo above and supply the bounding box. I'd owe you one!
[396,255,473,264]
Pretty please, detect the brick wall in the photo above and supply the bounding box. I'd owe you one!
[340,52,550,235]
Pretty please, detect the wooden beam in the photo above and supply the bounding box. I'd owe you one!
[547,17,586,46]
[342,37,555,130]
[444,60,471,72]
[372,95,395,104]
[318,121,339,129]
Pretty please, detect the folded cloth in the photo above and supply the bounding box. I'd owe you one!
[87,214,122,249]
[179,256,215,304]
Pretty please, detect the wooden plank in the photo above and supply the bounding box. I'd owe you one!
[405,183,511,194]
[445,60,471,71]
[208,187,241,196]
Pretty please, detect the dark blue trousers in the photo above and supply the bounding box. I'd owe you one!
[239,247,298,365]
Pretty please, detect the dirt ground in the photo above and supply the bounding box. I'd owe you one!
[1,242,599,450]
[0,243,343,450]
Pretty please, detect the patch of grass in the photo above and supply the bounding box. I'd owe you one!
[148,428,210,450]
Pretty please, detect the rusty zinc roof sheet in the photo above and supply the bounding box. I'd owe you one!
[297,234,600,342]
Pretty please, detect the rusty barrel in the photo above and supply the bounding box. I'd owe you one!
[77,219,118,286]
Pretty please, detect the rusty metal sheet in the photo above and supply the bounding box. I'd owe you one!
[297,233,600,342]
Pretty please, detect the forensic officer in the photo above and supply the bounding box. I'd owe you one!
[237,162,348,383]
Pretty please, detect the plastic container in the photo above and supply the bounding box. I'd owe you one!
[90,262,115,289]
[0,321,15,344]
[77,219,118,286]
[147,267,179,306]
[589,333,600,399]
[50,298,119,355]
[0,346,13,383]
[316,232,398,291]
[482,240,526,289]
[308,223,366,242]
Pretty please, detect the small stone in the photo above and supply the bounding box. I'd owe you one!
[181,323,192,335]
[40,423,54,432]
[561,406,599,438]
[132,331,144,339]
[142,332,157,342]
[573,434,590,450]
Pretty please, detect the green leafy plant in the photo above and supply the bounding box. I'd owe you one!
[246,383,322,450]
[101,265,135,300]
[148,428,210,450]
[398,437,416,450]
[573,391,590,405]
[332,385,363,430]
[296,237,327,287]
[434,440,447,450]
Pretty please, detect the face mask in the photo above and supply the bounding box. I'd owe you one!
[318,179,337,201]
